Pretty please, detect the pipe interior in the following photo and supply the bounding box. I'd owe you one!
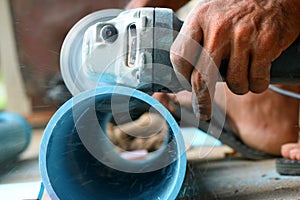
[44,92,183,200]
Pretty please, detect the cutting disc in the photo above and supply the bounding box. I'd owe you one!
[60,9,122,95]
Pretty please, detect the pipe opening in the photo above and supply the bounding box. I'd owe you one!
[41,87,185,200]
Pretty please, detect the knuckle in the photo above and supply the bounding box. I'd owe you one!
[257,32,279,51]
[265,32,278,42]
[204,25,231,56]
[234,24,253,42]
[170,53,187,70]
[211,18,228,34]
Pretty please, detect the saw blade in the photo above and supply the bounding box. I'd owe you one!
[60,9,122,95]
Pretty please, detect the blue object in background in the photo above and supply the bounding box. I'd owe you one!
[0,112,31,164]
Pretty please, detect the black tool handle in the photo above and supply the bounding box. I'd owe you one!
[269,37,300,84]
[174,16,300,84]
[218,37,300,84]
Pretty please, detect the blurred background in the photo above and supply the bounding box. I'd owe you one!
[4,0,129,116]
[0,1,129,199]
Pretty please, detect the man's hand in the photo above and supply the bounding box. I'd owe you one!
[170,0,300,120]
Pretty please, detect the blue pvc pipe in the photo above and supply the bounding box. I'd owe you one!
[39,86,186,200]
[0,112,31,164]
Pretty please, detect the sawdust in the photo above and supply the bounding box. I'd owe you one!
[106,112,168,152]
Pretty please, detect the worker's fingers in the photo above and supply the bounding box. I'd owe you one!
[226,24,252,94]
[170,11,203,90]
[227,50,250,94]
[249,56,271,93]
[249,32,280,93]
[191,70,212,121]
[189,6,232,120]
[191,49,224,120]
[152,93,178,115]
[171,2,231,120]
